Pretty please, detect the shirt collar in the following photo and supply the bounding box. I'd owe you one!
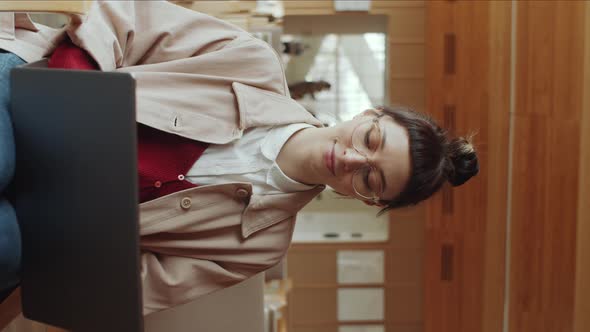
[261,123,316,192]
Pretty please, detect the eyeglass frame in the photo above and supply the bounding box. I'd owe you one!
[350,113,387,202]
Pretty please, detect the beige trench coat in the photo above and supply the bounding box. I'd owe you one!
[0,1,324,314]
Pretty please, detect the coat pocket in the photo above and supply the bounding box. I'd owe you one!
[139,183,251,236]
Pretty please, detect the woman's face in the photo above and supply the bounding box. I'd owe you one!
[317,109,412,205]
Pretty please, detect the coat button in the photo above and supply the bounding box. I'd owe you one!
[180,197,192,210]
[236,188,249,198]
[154,181,162,188]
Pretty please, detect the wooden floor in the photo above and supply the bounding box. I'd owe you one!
[425,1,590,332]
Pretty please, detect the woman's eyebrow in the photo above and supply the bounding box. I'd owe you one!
[379,168,387,196]
[379,127,388,195]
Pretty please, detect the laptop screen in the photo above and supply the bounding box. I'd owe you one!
[10,63,143,332]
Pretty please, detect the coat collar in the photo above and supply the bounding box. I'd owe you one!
[230,83,325,237]
[241,185,325,238]
[139,82,324,146]
[232,82,323,132]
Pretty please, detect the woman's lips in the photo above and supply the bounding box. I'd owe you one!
[325,141,336,176]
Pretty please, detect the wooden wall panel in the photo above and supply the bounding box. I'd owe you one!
[510,1,586,332]
[515,2,584,120]
[390,79,425,111]
[424,231,461,332]
[425,1,511,332]
[389,206,425,250]
[387,6,427,117]
[389,249,422,283]
[292,327,338,332]
[509,115,579,332]
[574,5,590,332]
[424,0,452,233]
[388,7,425,42]
[288,251,337,284]
[481,2,512,332]
[290,288,337,323]
[391,325,423,332]
[387,285,422,322]
[425,2,454,331]
[427,1,589,332]
[390,45,425,79]
[283,1,333,10]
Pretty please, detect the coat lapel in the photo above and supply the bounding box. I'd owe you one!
[232,82,323,130]
[232,82,324,237]
[241,186,325,238]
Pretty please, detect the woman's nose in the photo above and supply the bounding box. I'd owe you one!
[344,148,368,172]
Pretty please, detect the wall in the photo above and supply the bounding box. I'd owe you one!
[509,2,586,331]
[424,2,511,331]
[574,5,590,332]
[426,1,590,332]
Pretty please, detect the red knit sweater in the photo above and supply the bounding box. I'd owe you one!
[48,39,208,203]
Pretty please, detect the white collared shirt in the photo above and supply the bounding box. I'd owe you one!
[187,123,316,195]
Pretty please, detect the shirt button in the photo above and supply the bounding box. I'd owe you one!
[180,197,192,210]
[154,181,162,188]
[235,188,249,198]
[178,174,185,181]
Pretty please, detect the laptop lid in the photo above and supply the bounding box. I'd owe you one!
[10,63,143,332]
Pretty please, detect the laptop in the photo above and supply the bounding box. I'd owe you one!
[9,61,143,332]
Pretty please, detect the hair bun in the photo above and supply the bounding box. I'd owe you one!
[446,137,479,187]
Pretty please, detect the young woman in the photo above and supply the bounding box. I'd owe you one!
[0,1,478,315]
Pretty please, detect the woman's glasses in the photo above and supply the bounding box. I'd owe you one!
[350,115,385,202]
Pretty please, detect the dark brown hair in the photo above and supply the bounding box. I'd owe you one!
[376,105,479,214]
